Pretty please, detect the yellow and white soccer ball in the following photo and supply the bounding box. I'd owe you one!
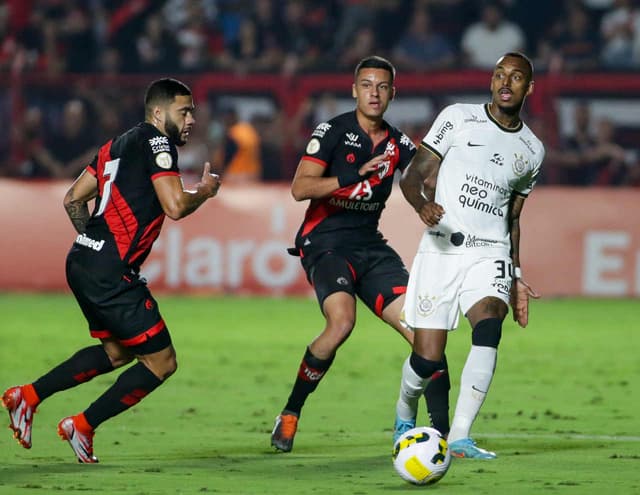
[392,426,451,485]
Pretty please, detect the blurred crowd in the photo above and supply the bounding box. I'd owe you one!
[1,0,640,185]
[5,0,640,75]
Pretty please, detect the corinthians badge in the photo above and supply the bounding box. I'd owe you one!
[512,153,528,176]
[417,295,437,317]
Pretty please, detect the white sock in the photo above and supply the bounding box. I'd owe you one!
[448,345,497,442]
[395,356,427,422]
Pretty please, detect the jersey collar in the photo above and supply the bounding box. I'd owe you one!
[484,103,523,133]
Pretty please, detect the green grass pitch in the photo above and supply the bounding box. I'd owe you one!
[0,293,638,495]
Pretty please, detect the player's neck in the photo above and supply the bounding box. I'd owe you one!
[355,111,385,140]
[487,103,522,130]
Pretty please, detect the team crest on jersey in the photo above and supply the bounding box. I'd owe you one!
[512,153,528,176]
[306,138,321,155]
[149,136,171,153]
[377,160,390,178]
[417,295,437,317]
[311,123,332,138]
[155,151,173,169]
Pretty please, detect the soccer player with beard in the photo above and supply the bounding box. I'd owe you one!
[271,56,451,453]
[2,78,221,463]
[393,52,544,459]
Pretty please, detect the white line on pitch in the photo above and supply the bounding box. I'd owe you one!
[475,432,640,442]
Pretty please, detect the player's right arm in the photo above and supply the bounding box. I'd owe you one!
[63,169,98,234]
[399,145,444,227]
[291,154,388,201]
[153,161,221,220]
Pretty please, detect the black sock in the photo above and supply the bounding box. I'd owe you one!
[84,362,163,429]
[283,347,334,416]
[32,345,114,401]
[424,354,450,436]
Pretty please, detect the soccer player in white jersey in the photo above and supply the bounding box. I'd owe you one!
[393,52,544,459]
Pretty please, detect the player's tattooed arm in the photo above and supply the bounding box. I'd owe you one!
[63,169,98,233]
[400,146,444,227]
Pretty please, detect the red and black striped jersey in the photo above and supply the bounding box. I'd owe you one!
[295,111,416,248]
[68,122,180,274]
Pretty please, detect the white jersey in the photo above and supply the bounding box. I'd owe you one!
[419,103,544,254]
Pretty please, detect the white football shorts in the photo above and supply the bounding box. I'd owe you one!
[402,250,513,330]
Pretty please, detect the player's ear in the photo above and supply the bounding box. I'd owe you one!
[526,80,534,97]
[391,86,396,101]
[152,105,163,124]
[352,83,357,99]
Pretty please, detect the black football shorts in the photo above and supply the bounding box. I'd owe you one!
[300,242,408,317]
[65,257,171,355]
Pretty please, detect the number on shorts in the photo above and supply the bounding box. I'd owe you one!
[96,158,120,216]
[494,259,512,279]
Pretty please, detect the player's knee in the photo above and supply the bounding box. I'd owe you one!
[325,310,356,339]
[472,318,503,348]
[409,352,445,380]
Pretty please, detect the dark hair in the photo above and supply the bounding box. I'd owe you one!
[500,52,534,80]
[144,78,192,117]
[354,55,396,83]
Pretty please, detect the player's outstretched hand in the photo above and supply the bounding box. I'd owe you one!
[358,152,390,177]
[199,162,221,198]
[510,278,540,328]
[417,201,445,227]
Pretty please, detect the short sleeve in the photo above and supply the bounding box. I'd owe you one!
[516,144,545,196]
[301,121,342,167]
[421,104,463,160]
[396,132,417,172]
[144,134,180,179]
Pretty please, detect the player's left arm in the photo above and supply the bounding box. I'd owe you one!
[63,169,99,233]
[508,193,540,328]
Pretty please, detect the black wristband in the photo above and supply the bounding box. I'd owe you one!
[337,167,363,188]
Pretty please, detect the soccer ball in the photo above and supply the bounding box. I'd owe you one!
[392,426,451,485]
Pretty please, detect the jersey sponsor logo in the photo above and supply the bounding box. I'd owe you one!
[344,132,361,148]
[490,153,504,166]
[465,235,499,248]
[464,115,487,124]
[512,153,528,176]
[459,175,507,217]
[155,151,173,169]
[458,194,503,217]
[464,173,510,196]
[400,133,416,150]
[311,122,332,138]
[148,136,171,154]
[306,138,321,154]
[431,121,453,145]
[75,233,105,252]
[336,276,349,286]
[328,197,381,211]
[519,136,535,154]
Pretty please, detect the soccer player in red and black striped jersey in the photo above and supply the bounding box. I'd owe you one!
[270,56,450,452]
[2,78,221,463]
